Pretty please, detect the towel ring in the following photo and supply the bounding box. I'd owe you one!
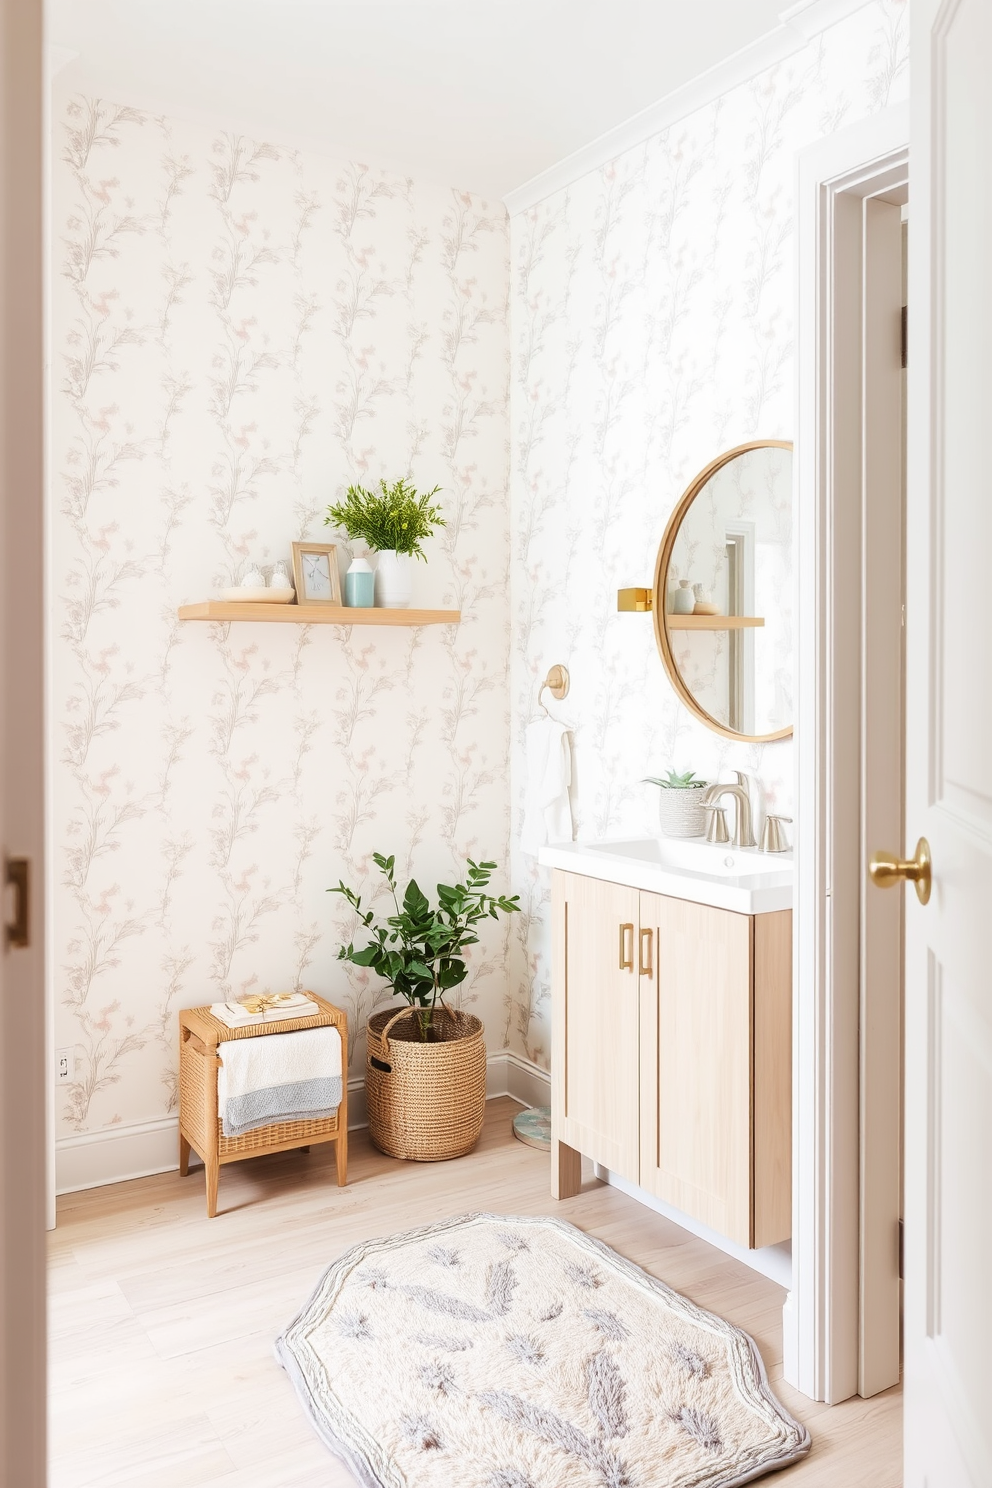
[538,664,570,715]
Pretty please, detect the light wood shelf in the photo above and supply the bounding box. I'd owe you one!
[667,615,764,630]
[177,602,460,627]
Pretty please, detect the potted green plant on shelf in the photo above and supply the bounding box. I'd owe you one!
[330,852,519,1161]
[325,477,445,609]
[644,767,710,839]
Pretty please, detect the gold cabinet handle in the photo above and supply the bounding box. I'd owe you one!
[638,927,653,977]
[868,836,931,905]
[618,922,634,971]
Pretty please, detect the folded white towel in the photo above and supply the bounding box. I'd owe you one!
[210,997,319,1026]
[217,1026,342,1137]
[521,716,573,854]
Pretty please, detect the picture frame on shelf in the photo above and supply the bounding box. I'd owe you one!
[291,541,343,606]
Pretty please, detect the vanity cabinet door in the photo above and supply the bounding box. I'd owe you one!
[639,893,754,1247]
[551,871,640,1186]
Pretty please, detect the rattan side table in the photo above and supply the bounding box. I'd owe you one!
[178,994,347,1217]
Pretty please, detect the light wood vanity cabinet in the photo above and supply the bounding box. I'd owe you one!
[551,869,791,1250]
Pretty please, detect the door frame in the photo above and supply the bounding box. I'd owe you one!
[0,0,47,1482]
[786,103,909,1404]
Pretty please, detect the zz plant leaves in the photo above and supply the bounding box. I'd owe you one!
[330,852,519,1039]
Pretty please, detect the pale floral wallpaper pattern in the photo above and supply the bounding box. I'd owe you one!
[507,0,908,1068]
[52,1,909,1165]
[51,87,511,1143]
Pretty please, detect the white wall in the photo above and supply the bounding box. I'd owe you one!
[507,0,908,1067]
[50,89,511,1181]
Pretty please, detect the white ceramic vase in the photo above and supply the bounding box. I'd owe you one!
[375,550,413,608]
[671,579,695,614]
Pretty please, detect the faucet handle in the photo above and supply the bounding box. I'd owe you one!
[703,804,730,844]
[760,814,792,853]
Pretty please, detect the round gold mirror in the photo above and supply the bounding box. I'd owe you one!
[653,440,793,743]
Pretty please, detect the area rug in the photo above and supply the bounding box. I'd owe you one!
[277,1212,810,1488]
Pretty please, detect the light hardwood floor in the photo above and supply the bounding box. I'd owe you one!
[49,1098,902,1487]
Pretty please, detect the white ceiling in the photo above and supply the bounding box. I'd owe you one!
[48,0,788,199]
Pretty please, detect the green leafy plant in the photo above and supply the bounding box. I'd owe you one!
[643,769,707,789]
[324,477,445,559]
[330,853,519,1039]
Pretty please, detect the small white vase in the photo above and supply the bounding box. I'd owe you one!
[269,560,293,591]
[375,550,413,608]
[671,579,695,615]
[692,582,719,616]
[240,564,266,588]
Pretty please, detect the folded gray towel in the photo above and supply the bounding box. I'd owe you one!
[223,1075,343,1137]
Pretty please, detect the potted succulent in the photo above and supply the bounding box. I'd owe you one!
[330,853,519,1160]
[644,768,710,839]
[324,477,445,608]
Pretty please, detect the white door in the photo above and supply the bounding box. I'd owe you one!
[900,3,992,1483]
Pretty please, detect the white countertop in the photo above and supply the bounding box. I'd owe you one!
[538,836,793,915]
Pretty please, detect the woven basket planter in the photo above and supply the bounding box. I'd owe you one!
[365,1005,486,1161]
[656,784,709,838]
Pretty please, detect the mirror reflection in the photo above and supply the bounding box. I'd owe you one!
[654,442,793,742]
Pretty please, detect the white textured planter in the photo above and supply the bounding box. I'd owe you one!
[656,785,708,839]
[375,549,413,608]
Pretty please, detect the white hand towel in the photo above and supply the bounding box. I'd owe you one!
[217,1026,342,1137]
[521,716,574,855]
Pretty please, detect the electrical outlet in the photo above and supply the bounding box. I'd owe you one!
[56,1047,74,1083]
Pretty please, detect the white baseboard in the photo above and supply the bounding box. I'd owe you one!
[501,1051,551,1109]
[55,1050,552,1196]
[593,1165,793,1288]
[55,1116,182,1195]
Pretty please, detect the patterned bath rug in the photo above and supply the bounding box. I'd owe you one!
[277,1212,810,1488]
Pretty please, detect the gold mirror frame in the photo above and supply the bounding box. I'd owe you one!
[652,439,794,744]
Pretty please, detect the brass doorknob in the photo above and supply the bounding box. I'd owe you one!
[868,837,932,905]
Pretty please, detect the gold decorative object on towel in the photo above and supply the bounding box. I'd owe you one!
[239,992,296,1015]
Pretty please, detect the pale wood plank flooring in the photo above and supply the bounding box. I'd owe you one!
[49,1099,902,1487]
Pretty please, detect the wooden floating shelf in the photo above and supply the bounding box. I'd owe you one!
[177,602,461,627]
[667,615,765,630]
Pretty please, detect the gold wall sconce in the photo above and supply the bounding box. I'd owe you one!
[617,588,653,612]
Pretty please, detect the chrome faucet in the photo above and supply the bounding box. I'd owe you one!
[701,773,755,848]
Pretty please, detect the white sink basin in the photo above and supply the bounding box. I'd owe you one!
[538,836,793,915]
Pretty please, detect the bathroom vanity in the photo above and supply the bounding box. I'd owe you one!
[541,838,792,1250]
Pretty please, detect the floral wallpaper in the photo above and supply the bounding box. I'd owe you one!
[51,88,510,1144]
[507,0,909,1068]
[51,0,910,1169]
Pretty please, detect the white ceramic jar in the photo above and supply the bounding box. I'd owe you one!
[375,550,413,608]
[671,579,695,614]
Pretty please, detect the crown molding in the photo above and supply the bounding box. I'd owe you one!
[778,0,877,42]
[503,0,874,215]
